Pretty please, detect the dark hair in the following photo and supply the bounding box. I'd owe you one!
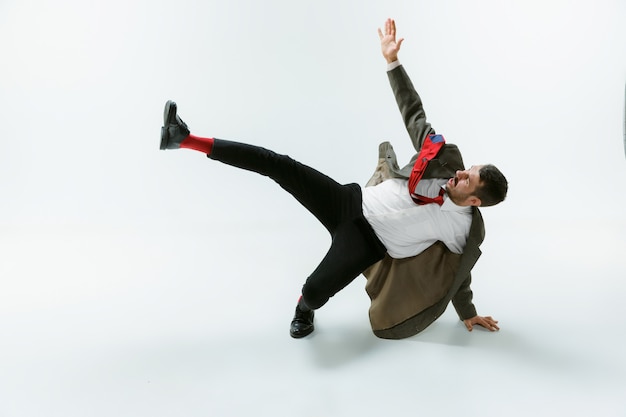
[475,164,508,207]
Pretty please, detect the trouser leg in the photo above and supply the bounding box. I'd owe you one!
[208,139,387,309]
[209,139,353,232]
[301,216,386,309]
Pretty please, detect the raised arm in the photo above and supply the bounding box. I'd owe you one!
[378,18,435,152]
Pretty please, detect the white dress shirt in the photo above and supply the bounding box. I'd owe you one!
[362,178,472,259]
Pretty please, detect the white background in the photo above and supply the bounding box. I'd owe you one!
[1,1,625,416]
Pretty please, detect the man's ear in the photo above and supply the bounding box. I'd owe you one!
[468,196,482,207]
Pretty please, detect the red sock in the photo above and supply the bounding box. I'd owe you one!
[297,295,311,311]
[180,134,214,155]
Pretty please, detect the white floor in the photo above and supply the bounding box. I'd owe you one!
[1,0,625,415]
[0,218,624,417]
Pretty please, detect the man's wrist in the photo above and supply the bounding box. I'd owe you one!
[386,60,401,71]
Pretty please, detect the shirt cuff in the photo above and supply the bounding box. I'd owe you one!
[386,60,401,71]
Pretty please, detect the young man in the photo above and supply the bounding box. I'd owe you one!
[160,18,507,339]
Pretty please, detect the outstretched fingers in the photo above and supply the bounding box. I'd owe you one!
[378,18,403,63]
[379,18,394,38]
[464,315,500,332]
[478,316,500,332]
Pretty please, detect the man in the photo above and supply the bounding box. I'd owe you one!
[359,19,507,339]
[160,18,507,340]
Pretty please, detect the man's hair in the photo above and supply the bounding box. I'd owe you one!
[475,164,508,207]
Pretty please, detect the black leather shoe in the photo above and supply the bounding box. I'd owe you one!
[290,305,315,338]
[160,100,190,150]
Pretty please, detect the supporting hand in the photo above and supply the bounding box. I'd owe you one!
[378,18,404,64]
[463,315,500,332]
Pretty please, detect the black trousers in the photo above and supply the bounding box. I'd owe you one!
[209,139,387,309]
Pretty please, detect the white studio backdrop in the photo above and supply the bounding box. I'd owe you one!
[0,1,625,416]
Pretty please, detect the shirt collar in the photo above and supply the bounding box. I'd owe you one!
[441,187,473,213]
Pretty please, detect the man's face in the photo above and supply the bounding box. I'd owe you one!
[446,165,484,207]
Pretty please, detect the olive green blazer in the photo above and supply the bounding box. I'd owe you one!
[363,65,485,339]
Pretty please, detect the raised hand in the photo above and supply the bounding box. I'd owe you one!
[377,18,404,64]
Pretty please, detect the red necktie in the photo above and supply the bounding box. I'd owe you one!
[408,134,446,206]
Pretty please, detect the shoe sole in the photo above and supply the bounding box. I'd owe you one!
[160,100,176,150]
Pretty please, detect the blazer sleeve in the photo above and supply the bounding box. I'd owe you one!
[451,273,477,320]
[387,65,436,152]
